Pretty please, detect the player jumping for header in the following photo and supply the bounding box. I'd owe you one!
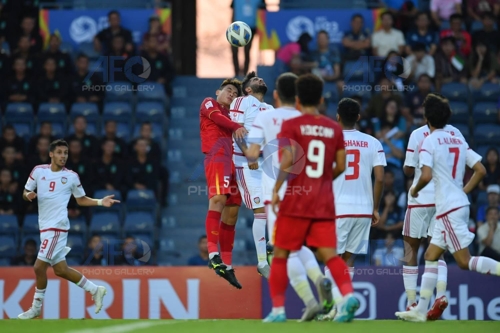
[18,139,120,319]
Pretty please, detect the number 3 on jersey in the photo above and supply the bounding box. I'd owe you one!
[345,149,360,180]
[306,140,325,178]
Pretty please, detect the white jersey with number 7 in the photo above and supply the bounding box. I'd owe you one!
[334,130,387,217]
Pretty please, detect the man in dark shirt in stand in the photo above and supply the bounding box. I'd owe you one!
[65,116,99,160]
[94,10,134,55]
[94,139,127,197]
[128,138,160,193]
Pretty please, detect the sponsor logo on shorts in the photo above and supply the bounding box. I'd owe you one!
[254,197,260,204]
[61,177,67,184]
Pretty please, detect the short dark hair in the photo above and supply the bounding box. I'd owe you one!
[296,74,323,107]
[275,72,298,105]
[337,98,360,127]
[242,71,257,95]
[449,13,463,22]
[423,93,451,129]
[76,53,89,61]
[108,10,120,18]
[49,139,68,152]
[482,12,496,20]
[381,11,393,20]
[417,73,432,82]
[412,43,426,53]
[351,14,363,21]
[486,206,499,215]
[24,239,37,247]
[415,11,429,20]
[3,124,14,132]
[220,78,242,97]
[198,235,207,243]
[317,30,329,37]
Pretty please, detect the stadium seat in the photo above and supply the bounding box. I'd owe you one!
[69,217,87,236]
[78,41,100,59]
[474,83,500,102]
[474,124,500,145]
[12,123,31,141]
[341,81,372,102]
[100,122,131,142]
[137,82,168,103]
[103,102,133,123]
[92,189,122,214]
[0,215,19,244]
[136,101,165,123]
[449,101,470,124]
[37,103,67,123]
[66,257,82,266]
[5,103,34,124]
[67,122,98,137]
[473,102,498,124]
[476,145,500,161]
[126,189,157,213]
[441,83,469,102]
[20,236,40,252]
[70,103,100,123]
[123,212,155,236]
[132,123,163,143]
[105,82,134,102]
[60,41,73,56]
[89,212,121,236]
[343,60,364,81]
[476,191,488,207]
[66,235,84,257]
[0,236,16,258]
[22,214,39,234]
[0,258,11,266]
[449,123,469,141]
[36,122,65,138]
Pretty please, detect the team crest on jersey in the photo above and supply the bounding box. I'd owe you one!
[254,197,260,204]
[61,177,67,184]
[205,100,213,109]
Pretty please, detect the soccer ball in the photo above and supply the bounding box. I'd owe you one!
[226,21,252,47]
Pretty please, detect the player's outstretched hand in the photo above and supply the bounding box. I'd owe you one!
[271,192,280,215]
[248,161,259,170]
[102,195,121,207]
[409,186,419,198]
[234,127,248,140]
[25,192,37,202]
[371,210,380,226]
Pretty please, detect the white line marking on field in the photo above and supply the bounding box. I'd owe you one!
[66,321,181,333]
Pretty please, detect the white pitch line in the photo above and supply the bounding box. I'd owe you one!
[65,320,180,333]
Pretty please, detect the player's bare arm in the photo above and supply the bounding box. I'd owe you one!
[23,189,37,202]
[372,165,385,226]
[245,143,261,162]
[75,194,120,207]
[271,144,294,214]
[208,111,248,139]
[332,149,346,180]
[410,165,432,198]
[403,165,415,177]
[463,161,486,194]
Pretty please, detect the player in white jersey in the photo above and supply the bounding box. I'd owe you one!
[402,122,465,318]
[18,139,120,320]
[319,98,386,321]
[396,93,500,323]
[246,73,333,321]
[230,71,274,277]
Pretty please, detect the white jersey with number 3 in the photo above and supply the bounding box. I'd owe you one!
[25,165,86,231]
[405,124,465,206]
[334,130,387,217]
[419,130,481,217]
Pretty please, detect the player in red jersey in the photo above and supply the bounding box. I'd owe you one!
[263,74,359,323]
[200,78,248,289]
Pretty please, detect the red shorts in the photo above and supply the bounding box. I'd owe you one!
[204,154,241,206]
[273,215,336,251]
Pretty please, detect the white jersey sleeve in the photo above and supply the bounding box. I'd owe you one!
[419,137,434,169]
[373,139,387,167]
[404,131,419,168]
[248,111,265,146]
[230,96,252,124]
[25,167,39,191]
[71,173,86,198]
[466,148,482,168]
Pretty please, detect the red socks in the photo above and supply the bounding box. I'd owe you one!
[219,223,235,266]
[326,256,354,296]
[205,210,221,254]
[269,257,288,307]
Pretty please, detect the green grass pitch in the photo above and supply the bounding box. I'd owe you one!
[0,319,499,333]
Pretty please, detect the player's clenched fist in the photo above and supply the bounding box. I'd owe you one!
[24,191,37,202]
[234,127,248,139]
[102,194,120,207]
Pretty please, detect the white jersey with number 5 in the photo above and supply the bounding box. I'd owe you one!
[25,165,86,231]
[419,130,481,218]
[230,95,274,166]
[334,129,387,217]
[405,124,465,206]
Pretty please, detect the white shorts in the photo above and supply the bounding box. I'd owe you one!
[336,217,371,254]
[235,166,264,209]
[38,230,69,266]
[403,205,437,239]
[431,206,474,254]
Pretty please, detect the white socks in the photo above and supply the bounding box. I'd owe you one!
[403,265,418,307]
[469,256,500,275]
[416,261,438,314]
[77,275,98,295]
[325,266,354,305]
[32,288,46,309]
[208,252,218,260]
[253,212,268,267]
[297,246,323,283]
[288,253,317,308]
[436,260,447,298]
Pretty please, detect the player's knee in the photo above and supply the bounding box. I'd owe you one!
[455,256,470,270]
[53,265,67,277]
[33,263,46,276]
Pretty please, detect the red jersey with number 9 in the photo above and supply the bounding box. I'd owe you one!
[277,114,344,219]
